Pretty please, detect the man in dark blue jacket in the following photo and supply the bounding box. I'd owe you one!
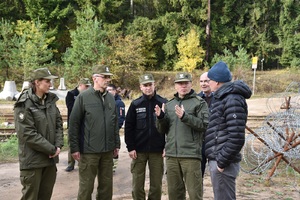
[125,74,167,200]
[198,72,213,178]
[205,61,252,200]
[107,83,125,172]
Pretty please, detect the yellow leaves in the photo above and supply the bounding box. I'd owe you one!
[175,28,205,72]
[14,20,55,45]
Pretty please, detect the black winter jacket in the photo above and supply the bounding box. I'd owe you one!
[205,80,252,168]
[65,87,79,127]
[125,92,167,153]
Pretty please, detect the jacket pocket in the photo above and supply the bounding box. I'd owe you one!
[20,169,35,186]
[136,112,147,130]
[130,160,137,173]
[79,162,88,173]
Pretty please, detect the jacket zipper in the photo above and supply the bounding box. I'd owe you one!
[148,100,152,151]
[101,94,106,150]
[175,100,182,156]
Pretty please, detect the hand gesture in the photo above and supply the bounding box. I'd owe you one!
[175,104,185,119]
[155,103,165,116]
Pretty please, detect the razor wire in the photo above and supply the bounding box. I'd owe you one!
[241,81,300,190]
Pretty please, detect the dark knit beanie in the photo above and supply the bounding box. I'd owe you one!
[208,61,232,82]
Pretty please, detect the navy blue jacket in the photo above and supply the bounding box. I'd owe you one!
[198,91,213,108]
[114,94,125,129]
[125,92,167,153]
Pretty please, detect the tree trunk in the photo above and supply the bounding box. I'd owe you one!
[205,0,211,63]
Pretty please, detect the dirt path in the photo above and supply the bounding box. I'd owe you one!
[1,98,300,199]
[1,135,299,200]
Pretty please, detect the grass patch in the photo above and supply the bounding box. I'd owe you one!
[0,130,69,163]
[0,135,18,162]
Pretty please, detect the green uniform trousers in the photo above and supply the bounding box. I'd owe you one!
[131,152,164,200]
[20,165,57,200]
[166,157,203,200]
[68,147,75,167]
[78,152,113,200]
[67,137,75,167]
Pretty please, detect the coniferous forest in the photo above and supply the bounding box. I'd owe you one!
[0,0,299,87]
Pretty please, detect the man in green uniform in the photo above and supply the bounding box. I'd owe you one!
[69,65,120,200]
[155,72,209,200]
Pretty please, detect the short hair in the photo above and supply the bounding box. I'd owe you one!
[107,84,116,90]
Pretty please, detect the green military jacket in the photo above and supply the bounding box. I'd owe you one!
[14,88,64,170]
[68,87,120,154]
[156,90,209,159]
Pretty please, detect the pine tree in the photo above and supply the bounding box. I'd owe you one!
[62,6,109,81]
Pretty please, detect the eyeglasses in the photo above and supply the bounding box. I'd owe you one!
[94,74,111,79]
[200,80,210,83]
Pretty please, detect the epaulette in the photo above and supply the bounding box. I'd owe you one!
[132,96,143,106]
[15,90,29,105]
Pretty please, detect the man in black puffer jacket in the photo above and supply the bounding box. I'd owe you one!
[205,61,252,200]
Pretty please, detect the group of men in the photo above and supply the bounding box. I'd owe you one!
[14,61,252,200]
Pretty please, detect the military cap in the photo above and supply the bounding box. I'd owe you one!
[92,65,113,76]
[31,68,58,80]
[139,74,155,85]
[174,72,192,83]
[78,78,91,86]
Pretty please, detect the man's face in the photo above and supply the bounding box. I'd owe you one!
[199,72,211,93]
[107,86,116,96]
[78,84,90,92]
[140,82,155,96]
[92,74,111,91]
[175,81,192,98]
[208,79,219,92]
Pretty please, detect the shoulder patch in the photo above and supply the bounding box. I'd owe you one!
[17,111,26,122]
